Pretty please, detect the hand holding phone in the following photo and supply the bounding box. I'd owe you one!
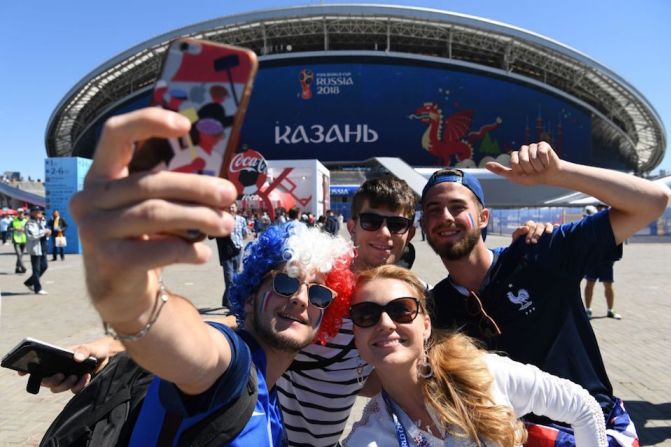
[2,338,98,394]
[129,38,258,241]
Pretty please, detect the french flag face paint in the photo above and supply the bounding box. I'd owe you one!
[466,212,475,230]
[261,290,273,313]
[313,308,325,329]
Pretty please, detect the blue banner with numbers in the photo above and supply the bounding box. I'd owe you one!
[44,157,92,254]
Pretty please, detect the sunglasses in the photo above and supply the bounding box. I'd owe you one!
[358,212,413,234]
[349,297,421,328]
[271,271,336,309]
[466,291,501,338]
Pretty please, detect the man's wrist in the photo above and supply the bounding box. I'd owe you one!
[103,279,169,342]
[91,277,162,326]
[542,159,570,187]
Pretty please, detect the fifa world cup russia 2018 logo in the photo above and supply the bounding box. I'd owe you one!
[299,69,314,100]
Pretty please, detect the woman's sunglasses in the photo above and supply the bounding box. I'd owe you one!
[349,297,421,328]
[357,212,413,234]
[271,271,336,309]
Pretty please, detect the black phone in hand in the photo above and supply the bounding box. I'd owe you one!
[1,337,98,394]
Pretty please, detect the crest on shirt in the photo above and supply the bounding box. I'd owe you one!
[506,287,535,315]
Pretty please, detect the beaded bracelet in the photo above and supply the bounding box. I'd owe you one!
[103,278,169,342]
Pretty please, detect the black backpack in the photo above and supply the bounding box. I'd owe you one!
[40,352,258,447]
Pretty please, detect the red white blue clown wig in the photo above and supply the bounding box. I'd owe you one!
[228,222,355,343]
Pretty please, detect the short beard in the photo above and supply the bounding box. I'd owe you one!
[427,227,480,261]
[251,310,312,353]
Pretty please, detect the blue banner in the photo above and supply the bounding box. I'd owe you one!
[330,185,359,196]
[44,157,92,254]
[241,59,592,167]
[86,57,594,169]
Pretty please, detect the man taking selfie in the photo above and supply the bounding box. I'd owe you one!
[68,108,355,445]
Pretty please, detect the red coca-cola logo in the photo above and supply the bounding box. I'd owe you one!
[228,149,268,196]
[229,151,268,173]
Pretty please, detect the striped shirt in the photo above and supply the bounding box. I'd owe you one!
[276,318,374,446]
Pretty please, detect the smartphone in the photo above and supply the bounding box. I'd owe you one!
[1,337,98,394]
[129,38,258,240]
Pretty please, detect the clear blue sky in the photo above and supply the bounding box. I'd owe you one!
[2,0,669,181]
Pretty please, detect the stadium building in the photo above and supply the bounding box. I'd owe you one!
[45,4,666,217]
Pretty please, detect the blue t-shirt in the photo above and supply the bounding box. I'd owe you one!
[129,323,285,446]
[430,210,622,411]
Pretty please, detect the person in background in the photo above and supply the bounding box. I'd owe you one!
[584,259,620,320]
[415,209,426,241]
[343,265,607,447]
[24,206,51,295]
[324,209,340,236]
[275,207,287,224]
[243,208,254,235]
[316,214,326,231]
[253,211,269,236]
[0,211,12,245]
[583,205,621,320]
[218,202,248,307]
[261,212,271,231]
[47,209,68,261]
[11,208,28,274]
[288,206,301,222]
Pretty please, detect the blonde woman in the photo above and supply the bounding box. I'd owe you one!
[342,265,607,447]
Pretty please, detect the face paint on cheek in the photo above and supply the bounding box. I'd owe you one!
[260,290,273,313]
[313,308,324,329]
[466,212,475,230]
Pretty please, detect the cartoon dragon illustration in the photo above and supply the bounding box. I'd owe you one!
[409,102,502,166]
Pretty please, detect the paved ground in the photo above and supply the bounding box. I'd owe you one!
[1,234,670,445]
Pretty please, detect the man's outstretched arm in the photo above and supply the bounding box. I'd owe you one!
[70,108,238,395]
[487,142,670,245]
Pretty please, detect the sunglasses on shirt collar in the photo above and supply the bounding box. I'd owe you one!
[357,212,413,234]
[349,297,421,328]
[465,291,502,338]
[270,271,336,309]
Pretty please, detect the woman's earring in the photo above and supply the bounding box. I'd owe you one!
[418,342,433,379]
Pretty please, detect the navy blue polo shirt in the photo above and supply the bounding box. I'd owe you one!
[430,210,622,411]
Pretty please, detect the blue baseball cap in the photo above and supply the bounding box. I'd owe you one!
[421,169,485,206]
[421,169,487,240]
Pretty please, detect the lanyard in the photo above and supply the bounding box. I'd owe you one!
[382,391,410,447]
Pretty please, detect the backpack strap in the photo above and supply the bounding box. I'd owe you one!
[162,364,259,447]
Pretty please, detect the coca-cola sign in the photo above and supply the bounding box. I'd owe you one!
[228,149,268,196]
[229,151,268,173]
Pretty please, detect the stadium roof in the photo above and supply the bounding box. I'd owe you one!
[46,4,666,173]
[0,182,46,208]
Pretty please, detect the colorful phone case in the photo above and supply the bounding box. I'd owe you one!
[130,38,258,179]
